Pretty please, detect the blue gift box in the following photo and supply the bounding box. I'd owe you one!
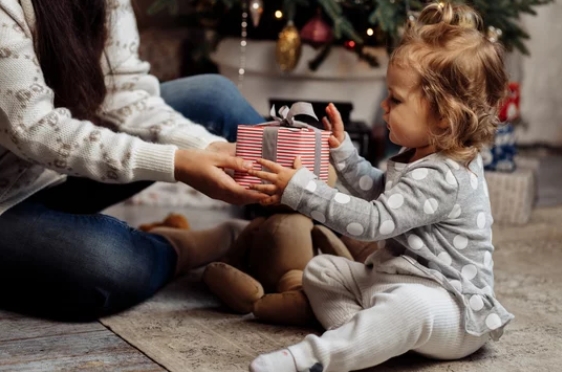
[481,123,517,172]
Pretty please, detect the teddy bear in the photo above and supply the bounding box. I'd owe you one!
[140,209,379,327]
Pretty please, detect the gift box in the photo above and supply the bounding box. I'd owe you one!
[234,102,331,187]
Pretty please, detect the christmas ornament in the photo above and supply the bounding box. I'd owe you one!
[487,26,503,43]
[300,11,333,48]
[276,21,302,72]
[249,0,264,28]
[499,82,521,122]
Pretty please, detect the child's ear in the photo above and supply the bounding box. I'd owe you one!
[436,118,449,129]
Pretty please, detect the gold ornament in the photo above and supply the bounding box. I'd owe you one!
[276,21,302,72]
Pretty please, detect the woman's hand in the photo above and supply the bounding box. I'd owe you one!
[322,103,346,148]
[206,141,236,156]
[247,157,302,206]
[174,148,267,205]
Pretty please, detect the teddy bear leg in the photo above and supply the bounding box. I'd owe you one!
[311,225,354,261]
[203,262,264,314]
[138,213,190,232]
[339,236,380,263]
[252,289,316,327]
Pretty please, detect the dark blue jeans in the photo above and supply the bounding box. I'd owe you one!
[0,74,264,322]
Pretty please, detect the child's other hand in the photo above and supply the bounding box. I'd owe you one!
[248,157,302,206]
[322,103,345,148]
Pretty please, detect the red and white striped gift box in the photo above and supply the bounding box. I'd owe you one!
[234,124,331,187]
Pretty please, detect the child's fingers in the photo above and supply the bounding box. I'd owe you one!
[327,103,344,131]
[248,169,278,183]
[322,116,332,131]
[328,136,341,148]
[259,194,281,206]
[293,156,302,169]
[250,184,278,195]
[256,158,283,172]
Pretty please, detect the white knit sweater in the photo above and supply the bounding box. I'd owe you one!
[0,0,225,215]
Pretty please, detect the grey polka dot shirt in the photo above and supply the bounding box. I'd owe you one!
[282,134,514,341]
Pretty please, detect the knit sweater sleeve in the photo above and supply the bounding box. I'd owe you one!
[0,1,177,184]
[96,0,226,150]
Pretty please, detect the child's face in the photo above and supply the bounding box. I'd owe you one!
[381,63,436,153]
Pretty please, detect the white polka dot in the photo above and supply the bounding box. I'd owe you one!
[311,211,326,223]
[470,173,478,190]
[483,251,493,267]
[446,170,456,185]
[380,220,395,235]
[448,204,462,219]
[461,264,478,280]
[347,222,364,236]
[337,162,346,171]
[470,295,484,311]
[453,235,468,250]
[447,159,460,170]
[437,252,452,265]
[412,168,429,180]
[395,162,407,171]
[334,193,351,204]
[408,234,424,250]
[482,285,494,296]
[385,180,393,190]
[477,213,486,229]
[477,155,483,168]
[306,181,317,192]
[378,240,386,249]
[387,194,404,209]
[450,280,462,292]
[424,198,439,214]
[359,175,374,191]
[485,313,502,330]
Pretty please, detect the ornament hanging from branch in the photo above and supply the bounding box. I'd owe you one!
[300,9,333,49]
[276,21,302,72]
[249,0,264,27]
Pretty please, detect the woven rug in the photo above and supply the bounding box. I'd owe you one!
[100,206,562,372]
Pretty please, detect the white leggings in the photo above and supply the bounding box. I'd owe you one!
[288,255,489,372]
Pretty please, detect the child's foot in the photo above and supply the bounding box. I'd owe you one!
[249,349,297,372]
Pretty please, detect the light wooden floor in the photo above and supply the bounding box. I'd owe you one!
[1,152,560,371]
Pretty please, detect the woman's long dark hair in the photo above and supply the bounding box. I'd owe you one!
[31,0,108,122]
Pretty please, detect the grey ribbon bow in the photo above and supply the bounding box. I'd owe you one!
[260,102,324,181]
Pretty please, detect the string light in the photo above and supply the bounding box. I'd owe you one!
[238,0,248,88]
[275,10,283,19]
[366,28,374,36]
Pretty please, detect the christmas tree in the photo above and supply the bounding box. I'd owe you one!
[148,0,554,70]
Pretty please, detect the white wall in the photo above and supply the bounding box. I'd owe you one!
[516,2,562,146]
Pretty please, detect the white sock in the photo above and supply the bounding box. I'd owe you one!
[249,349,297,372]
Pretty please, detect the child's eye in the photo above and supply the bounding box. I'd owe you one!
[390,96,401,105]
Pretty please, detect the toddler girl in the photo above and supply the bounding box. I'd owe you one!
[247,3,514,372]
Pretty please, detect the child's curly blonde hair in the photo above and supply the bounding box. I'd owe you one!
[390,2,509,165]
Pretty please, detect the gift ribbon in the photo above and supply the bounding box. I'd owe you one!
[260,102,323,181]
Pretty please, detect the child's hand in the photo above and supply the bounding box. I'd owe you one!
[322,103,346,148]
[248,157,302,206]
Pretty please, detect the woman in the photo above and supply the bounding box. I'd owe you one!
[0,0,266,321]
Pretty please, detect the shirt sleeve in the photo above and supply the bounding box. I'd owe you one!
[96,0,226,150]
[281,160,459,241]
[0,3,177,184]
[329,132,386,200]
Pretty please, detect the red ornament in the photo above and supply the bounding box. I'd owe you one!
[499,82,520,122]
[344,40,356,49]
[300,13,333,48]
